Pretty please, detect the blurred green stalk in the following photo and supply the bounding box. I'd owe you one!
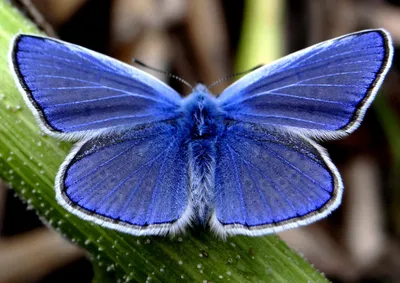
[236,0,284,71]
[374,96,400,235]
[0,1,328,282]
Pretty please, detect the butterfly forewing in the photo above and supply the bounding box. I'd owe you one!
[217,30,393,137]
[10,35,182,139]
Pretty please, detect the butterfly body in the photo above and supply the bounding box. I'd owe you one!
[9,30,393,237]
[180,84,222,224]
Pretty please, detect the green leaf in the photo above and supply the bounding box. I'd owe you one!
[0,1,328,282]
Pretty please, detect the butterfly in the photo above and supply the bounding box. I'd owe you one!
[9,29,393,237]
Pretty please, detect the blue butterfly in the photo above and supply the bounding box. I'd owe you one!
[9,29,393,237]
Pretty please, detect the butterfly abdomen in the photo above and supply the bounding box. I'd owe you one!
[188,139,215,224]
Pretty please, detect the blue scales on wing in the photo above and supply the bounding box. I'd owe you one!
[217,30,392,136]
[57,122,190,235]
[212,122,342,236]
[11,35,182,136]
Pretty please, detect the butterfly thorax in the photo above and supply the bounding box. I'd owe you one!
[182,84,223,139]
[182,84,224,224]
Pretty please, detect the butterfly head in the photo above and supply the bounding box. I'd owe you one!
[180,84,224,139]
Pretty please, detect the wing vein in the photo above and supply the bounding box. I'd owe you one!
[230,133,332,194]
[94,136,178,214]
[231,113,331,127]
[224,71,368,107]
[227,144,297,217]
[71,176,107,203]
[45,88,170,106]
[292,46,383,68]
[68,130,172,186]
[69,143,138,187]
[245,162,273,223]
[236,91,349,105]
[19,51,106,71]
[22,72,177,107]
[145,137,179,222]
[226,145,248,222]
[57,114,156,130]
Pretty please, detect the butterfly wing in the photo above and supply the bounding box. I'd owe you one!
[10,34,182,139]
[56,122,191,235]
[210,122,342,236]
[217,29,393,138]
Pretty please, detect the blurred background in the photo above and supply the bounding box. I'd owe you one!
[1,0,400,282]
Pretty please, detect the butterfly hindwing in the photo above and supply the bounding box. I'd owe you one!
[10,35,182,139]
[217,29,393,137]
[210,122,342,236]
[56,122,191,236]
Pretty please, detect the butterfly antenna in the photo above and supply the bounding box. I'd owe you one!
[207,64,264,90]
[132,58,193,90]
